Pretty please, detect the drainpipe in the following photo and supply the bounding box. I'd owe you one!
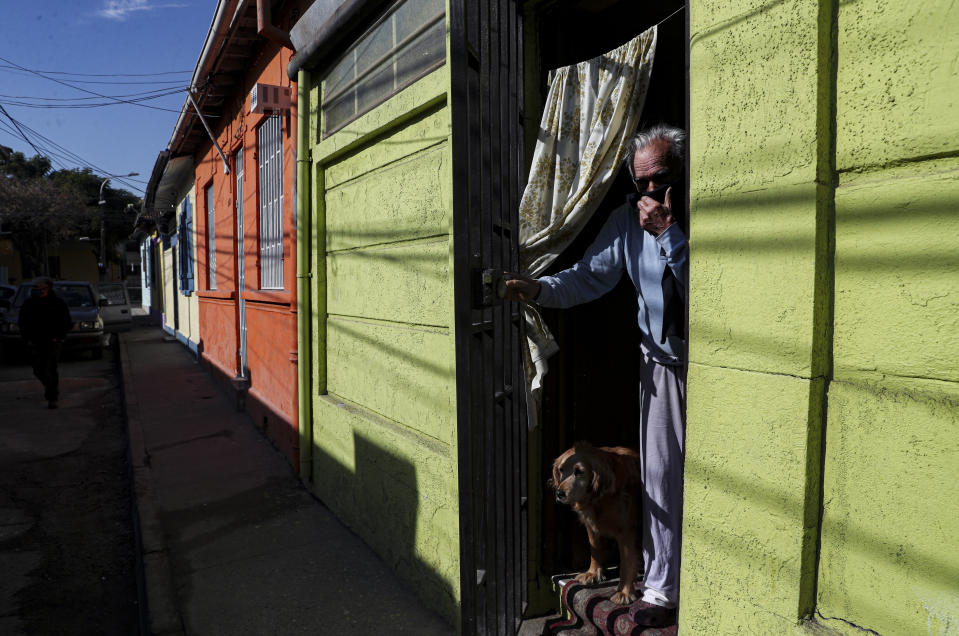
[296,69,313,483]
[256,0,294,51]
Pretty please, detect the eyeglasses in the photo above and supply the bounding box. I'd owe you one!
[631,169,677,192]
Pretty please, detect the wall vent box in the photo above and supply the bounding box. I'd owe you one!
[250,84,292,114]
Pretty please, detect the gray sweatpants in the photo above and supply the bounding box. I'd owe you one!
[638,345,686,608]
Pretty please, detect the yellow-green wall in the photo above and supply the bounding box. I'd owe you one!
[308,65,460,624]
[683,0,958,634]
[818,1,959,633]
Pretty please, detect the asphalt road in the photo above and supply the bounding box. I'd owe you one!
[0,341,138,635]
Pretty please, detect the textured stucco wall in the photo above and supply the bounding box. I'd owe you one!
[308,67,460,624]
[684,0,958,634]
[683,0,826,632]
[816,1,959,633]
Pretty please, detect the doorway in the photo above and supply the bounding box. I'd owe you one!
[523,0,689,612]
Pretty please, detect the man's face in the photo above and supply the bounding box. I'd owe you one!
[35,284,51,297]
[631,139,676,194]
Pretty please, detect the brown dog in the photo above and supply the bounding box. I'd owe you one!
[549,441,643,605]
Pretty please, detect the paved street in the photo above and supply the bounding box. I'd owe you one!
[0,343,138,636]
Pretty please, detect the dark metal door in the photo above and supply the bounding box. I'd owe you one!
[449,1,527,634]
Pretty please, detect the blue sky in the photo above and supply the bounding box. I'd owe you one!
[0,1,218,196]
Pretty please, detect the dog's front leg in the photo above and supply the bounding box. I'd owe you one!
[610,532,640,605]
[574,525,605,585]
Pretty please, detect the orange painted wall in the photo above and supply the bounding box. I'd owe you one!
[193,7,303,467]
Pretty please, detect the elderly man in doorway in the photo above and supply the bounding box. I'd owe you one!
[505,124,688,627]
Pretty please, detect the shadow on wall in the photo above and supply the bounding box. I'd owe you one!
[311,430,457,626]
[243,365,302,469]
[684,451,959,591]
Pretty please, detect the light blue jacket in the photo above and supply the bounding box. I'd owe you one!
[536,203,689,363]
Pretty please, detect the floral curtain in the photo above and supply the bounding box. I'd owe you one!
[519,27,657,428]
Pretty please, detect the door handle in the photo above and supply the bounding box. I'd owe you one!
[473,268,507,308]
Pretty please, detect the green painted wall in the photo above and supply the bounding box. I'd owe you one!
[308,67,460,625]
[684,0,958,634]
[683,0,826,631]
[817,0,959,632]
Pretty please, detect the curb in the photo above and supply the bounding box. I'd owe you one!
[118,333,186,636]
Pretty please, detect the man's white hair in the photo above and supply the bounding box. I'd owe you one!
[33,276,54,289]
[625,124,687,178]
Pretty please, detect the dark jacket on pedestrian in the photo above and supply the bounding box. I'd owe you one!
[19,293,73,344]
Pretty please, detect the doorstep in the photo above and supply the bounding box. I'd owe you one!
[542,573,677,636]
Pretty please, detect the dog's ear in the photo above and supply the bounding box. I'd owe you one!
[590,458,616,499]
[549,457,562,490]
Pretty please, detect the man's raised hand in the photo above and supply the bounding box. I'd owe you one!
[637,186,674,236]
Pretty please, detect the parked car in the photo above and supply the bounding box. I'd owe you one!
[97,282,133,333]
[0,281,108,359]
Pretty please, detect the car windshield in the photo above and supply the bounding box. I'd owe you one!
[54,284,96,308]
[12,285,35,306]
[10,283,97,308]
[98,284,128,305]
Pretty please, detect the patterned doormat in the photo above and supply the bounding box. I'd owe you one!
[542,574,677,636]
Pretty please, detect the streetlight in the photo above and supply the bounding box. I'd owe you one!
[97,172,138,280]
[98,172,138,205]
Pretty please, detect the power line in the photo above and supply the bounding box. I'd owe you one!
[0,120,71,172]
[0,67,190,85]
[0,103,44,157]
[0,121,83,173]
[0,55,193,115]
[0,64,191,77]
[0,86,186,102]
[0,111,145,193]
[0,87,188,109]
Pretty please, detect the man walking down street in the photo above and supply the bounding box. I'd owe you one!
[19,277,73,409]
[505,125,689,628]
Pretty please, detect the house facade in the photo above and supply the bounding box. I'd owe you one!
[286,0,957,634]
[145,0,312,466]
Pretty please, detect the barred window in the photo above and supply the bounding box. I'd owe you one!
[321,0,445,136]
[205,183,216,290]
[258,115,284,290]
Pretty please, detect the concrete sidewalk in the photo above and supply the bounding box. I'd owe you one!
[120,328,453,635]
